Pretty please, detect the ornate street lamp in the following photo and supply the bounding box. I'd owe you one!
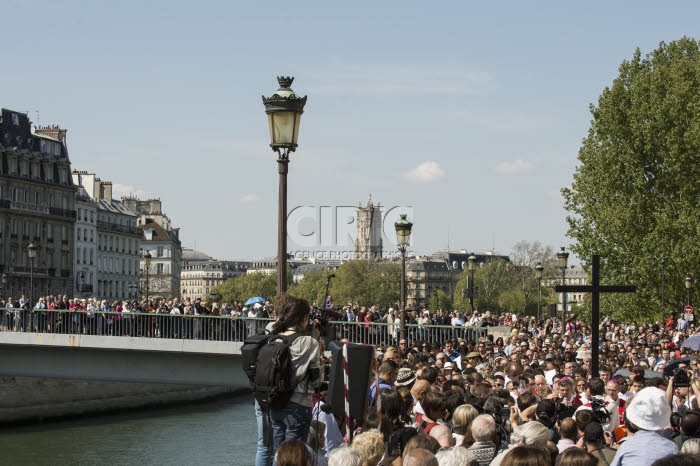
[144,251,152,304]
[557,247,569,325]
[687,277,693,308]
[467,254,477,313]
[1,273,6,301]
[535,262,544,319]
[263,76,307,294]
[394,214,413,342]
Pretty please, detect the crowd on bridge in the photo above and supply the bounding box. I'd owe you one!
[257,293,700,466]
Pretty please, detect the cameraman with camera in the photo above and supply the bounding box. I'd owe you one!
[576,378,618,431]
[667,370,695,412]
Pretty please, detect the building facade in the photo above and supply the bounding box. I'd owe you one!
[73,172,141,301]
[73,183,98,298]
[0,109,76,300]
[123,198,182,301]
[180,248,249,301]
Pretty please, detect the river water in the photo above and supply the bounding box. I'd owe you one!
[0,395,258,465]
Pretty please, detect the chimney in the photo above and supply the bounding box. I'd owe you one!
[101,181,113,202]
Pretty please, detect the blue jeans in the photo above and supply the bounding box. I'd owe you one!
[270,402,312,453]
[255,400,273,466]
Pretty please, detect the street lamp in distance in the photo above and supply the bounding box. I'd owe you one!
[27,242,38,309]
[535,261,544,319]
[556,247,569,325]
[143,251,152,304]
[263,76,307,295]
[467,254,477,313]
[394,214,413,342]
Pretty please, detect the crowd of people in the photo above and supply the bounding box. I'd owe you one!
[260,294,700,466]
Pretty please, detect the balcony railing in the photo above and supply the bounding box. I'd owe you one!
[49,207,76,219]
[10,200,50,215]
[0,309,488,346]
[96,221,139,235]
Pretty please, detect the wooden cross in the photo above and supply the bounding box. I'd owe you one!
[554,254,636,377]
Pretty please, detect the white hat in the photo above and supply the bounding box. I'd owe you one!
[444,362,453,370]
[576,350,592,360]
[626,387,671,431]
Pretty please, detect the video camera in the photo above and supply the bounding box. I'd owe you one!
[673,368,691,388]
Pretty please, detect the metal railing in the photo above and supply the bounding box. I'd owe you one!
[0,308,487,345]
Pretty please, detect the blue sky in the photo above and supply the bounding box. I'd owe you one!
[3,1,698,261]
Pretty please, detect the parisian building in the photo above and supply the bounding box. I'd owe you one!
[122,197,182,301]
[180,248,249,301]
[0,109,76,300]
[73,181,98,298]
[72,171,141,301]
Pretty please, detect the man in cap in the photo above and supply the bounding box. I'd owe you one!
[610,387,678,466]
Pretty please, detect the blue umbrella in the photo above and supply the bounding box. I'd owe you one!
[682,335,700,352]
[245,296,265,306]
[663,357,692,377]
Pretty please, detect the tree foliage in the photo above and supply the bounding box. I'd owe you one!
[329,260,401,309]
[562,38,700,321]
[215,272,277,305]
[289,269,331,306]
[452,244,558,315]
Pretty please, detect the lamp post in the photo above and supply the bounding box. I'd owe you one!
[209,291,217,303]
[1,273,6,301]
[143,251,152,304]
[467,254,477,313]
[27,243,38,332]
[129,283,137,300]
[535,262,544,320]
[687,277,693,308]
[394,214,413,342]
[557,247,569,325]
[263,76,307,295]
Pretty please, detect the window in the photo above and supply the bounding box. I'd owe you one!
[77,227,81,240]
[77,247,81,264]
[24,190,29,203]
[34,223,40,239]
[35,192,40,204]
[157,246,164,257]
[77,208,82,221]
[12,113,19,125]
[12,188,18,202]
[47,224,53,240]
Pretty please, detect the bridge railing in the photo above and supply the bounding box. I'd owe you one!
[0,308,487,345]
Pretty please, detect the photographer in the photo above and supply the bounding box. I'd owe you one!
[667,371,695,412]
[576,378,617,431]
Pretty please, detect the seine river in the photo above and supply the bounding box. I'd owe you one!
[0,395,258,465]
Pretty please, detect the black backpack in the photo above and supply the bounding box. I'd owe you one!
[241,332,300,410]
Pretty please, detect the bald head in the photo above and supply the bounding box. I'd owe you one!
[429,425,455,447]
[560,417,578,441]
[403,449,438,466]
[411,379,431,401]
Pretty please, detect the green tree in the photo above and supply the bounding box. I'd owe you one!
[215,272,277,305]
[428,289,452,312]
[288,269,333,306]
[562,38,700,321]
[328,260,400,308]
[453,258,512,312]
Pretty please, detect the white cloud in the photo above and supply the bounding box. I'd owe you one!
[495,159,534,174]
[404,161,445,182]
[240,194,259,203]
[112,183,147,199]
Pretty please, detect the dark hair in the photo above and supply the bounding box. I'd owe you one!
[681,411,700,437]
[588,378,605,397]
[421,392,445,417]
[276,439,311,466]
[443,390,466,419]
[380,389,405,422]
[651,454,700,466]
[271,297,311,334]
[420,366,439,385]
[501,445,550,466]
[535,400,557,427]
[518,392,538,412]
[555,448,597,466]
